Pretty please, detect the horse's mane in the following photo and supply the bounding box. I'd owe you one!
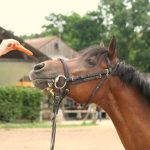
[81,45,150,103]
[114,62,150,103]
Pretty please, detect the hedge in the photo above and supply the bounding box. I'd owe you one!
[0,87,44,122]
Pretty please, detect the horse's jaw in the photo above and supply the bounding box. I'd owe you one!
[29,70,49,89]
[32,79,49,89]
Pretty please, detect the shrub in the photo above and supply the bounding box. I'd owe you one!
[0,87,44,122]
[21,88,44,121]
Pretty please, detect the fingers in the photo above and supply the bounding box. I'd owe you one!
[0,39,33,56]
[1,39,20,50]
[0,39,20,56]
[7,39,20,49]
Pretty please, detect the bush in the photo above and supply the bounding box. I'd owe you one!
[0,87,22,122]
[0,87,44,122]
[21,88,44,121]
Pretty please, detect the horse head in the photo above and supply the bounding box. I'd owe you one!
[29,37,118,105]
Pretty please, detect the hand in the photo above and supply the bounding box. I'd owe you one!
[0,39,20,56]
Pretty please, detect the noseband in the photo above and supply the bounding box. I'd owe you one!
[48,55,112,150]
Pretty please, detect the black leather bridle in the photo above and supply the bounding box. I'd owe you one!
[57,57,112,103]
[48,54,112,150]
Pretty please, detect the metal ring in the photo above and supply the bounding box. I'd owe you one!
[54,75,67,89]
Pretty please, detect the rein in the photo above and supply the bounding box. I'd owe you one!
[48,87,68,150]
[45,57,112,150]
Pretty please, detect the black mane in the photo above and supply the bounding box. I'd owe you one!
[114,62,150,103]
[81,45,150,103]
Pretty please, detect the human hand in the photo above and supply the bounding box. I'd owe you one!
[0,39,20,56]
[0,39,33,56]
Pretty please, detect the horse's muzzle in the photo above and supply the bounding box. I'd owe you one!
[29,62,49,89]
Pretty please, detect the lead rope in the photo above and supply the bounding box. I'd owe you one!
[49,58,70,150]
[49,86,69,150]
[50,89,63,150]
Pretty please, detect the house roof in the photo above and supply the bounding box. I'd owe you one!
[0,26,49,62]
[26,36,79,58]
[25,37,56,49]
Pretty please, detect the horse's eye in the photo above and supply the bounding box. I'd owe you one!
[86,57,97,66]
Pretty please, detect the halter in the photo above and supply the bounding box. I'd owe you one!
[48,55,112,150]
[56,56,112,101]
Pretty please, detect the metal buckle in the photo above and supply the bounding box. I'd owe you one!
[47,82,54,96]
[105,69,109,77]
[54,75,67,89]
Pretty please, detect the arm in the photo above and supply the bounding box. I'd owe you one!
[0,39,20,56]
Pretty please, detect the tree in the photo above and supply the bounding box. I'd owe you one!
[98,0,150,72]
[42,12,107,50]
[42,13,66,38]
[21,0,150,72]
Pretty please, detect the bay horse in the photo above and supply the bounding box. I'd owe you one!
[30,37,150,150]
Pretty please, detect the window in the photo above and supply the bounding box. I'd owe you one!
[54,42,59,50]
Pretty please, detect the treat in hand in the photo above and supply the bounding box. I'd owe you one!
[0,39,33,56]
[12,44,33,56]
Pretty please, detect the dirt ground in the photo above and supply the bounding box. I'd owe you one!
[0,120,125,150]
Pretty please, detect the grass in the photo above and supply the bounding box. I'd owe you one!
[0,121,97,129]
[0,121,50,128]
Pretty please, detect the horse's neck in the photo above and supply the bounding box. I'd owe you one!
[102,77,150,150]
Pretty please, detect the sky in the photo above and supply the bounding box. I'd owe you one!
[0,0,99,36]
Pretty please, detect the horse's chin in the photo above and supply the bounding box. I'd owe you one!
[29,70,48,90]
[32,80,48,90]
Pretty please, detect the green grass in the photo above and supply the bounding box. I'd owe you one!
[0,121,50,128]
[0,121,97,129]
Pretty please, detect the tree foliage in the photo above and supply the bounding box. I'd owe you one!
[98,0,150,72]
[42,12,107,50]
[22,0,150,72]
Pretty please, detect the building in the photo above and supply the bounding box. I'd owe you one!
[0,26,49,86]
[26,37,78,60]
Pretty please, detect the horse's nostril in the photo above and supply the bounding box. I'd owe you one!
[34,63,45,71]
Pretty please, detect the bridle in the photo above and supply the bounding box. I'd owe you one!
[47,52,113,150]
[57,57,112,103]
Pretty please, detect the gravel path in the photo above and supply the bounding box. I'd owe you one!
[0,120,125,150]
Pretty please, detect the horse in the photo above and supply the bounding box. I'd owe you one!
[30,37,150,150]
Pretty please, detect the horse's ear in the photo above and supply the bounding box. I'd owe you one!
[99,41,105,48]
[108,36,117,60]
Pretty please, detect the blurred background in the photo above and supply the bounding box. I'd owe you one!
[0,0,149,149]
[0,0,149,121]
